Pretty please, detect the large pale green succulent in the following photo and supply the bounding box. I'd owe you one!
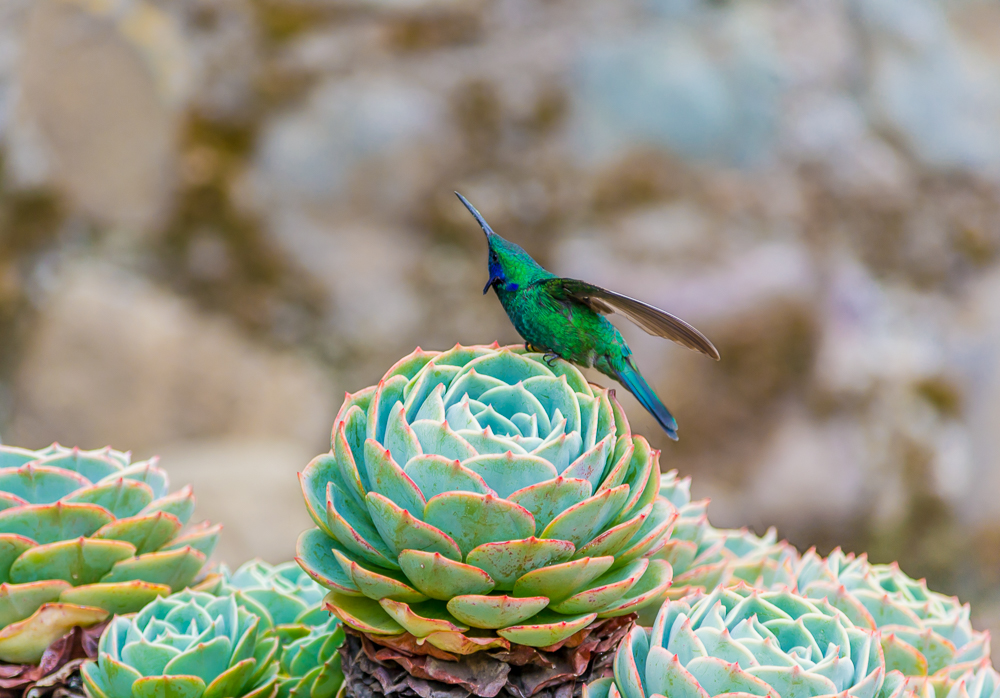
[81,590,279,698]
[590,584,886,698]
[655,472,797,601]
[790,549,990,679]
[0,444,219,664]
[297,344,676,653]
[206,560,344,698]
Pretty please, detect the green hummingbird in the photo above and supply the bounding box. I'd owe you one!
[456,192,719,440]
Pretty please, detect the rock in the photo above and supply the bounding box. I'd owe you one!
[5,260,336,455]
[956,264,1000,525]
[163,0,260,121]
[812,253,949,398]
[707,410,870,531]
[570,7,782,166]
[154,437,317,565]
[252,75,445,210]
[783,91,914,204]
[268,210,423,351]
[0,0,32,143]
[857,0,1000,174]
[13,0,190,228]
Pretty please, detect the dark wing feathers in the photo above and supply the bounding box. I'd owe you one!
[550,278,721,360]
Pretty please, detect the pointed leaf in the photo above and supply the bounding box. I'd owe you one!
[513,556,615,604]
[410,421,477,461]
[326,483,398,570]
[424,492,535,558]
[0,603,109,664]
[379,599,468,637]
[497,609,598,647]
[363,441,425,519]
[332,548,427,603]
[466,538,576,591]
[63,478,154,519]
[203,659,257,698]
[645,647,710,698]
[294,528,361,596]
[541,484,630,549]
[447,594,549,629]
[325,592,403,635]
[397,550,494,600]
[0,502,114,544]
[60,581,170,615]
[365,492,462,560]
[0,464,90,504]
[163,523,222,559]
[551,558,648,614]
[101,546,207,591]
[0,579,69,627]
[93,512,183,555]
[563,435,615,491]
[164,636,233,685]
[510,478,593,536]
[0,534,35,584]
[131,675,207,698]
[383,403,424,469]
[575,505,651,560]
[404,455,492,500]
[367,375,409,444]
[10,538,136,585]
[462,453,557,498]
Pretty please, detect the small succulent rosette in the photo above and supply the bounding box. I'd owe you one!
[589,584,886,698]
[655,472,798,602]
[208,560,331,630]
[0,444,219,664]
[297,344,676,655]
[790,549,991,678]
[81,590,279,698]
[204,560,344,698]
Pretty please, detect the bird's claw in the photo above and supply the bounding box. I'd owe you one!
[543,352,559,368]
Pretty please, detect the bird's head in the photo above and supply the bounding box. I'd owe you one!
[455,191,548,295]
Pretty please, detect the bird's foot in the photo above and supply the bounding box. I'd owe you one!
[543,352,560,368]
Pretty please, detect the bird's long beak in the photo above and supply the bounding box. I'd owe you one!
[455,191,496,238]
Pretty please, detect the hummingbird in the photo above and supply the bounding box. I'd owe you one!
[456,192,719,440]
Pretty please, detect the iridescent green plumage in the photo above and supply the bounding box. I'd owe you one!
[457,192,719,439]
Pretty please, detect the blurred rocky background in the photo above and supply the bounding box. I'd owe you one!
[1,0,999,659]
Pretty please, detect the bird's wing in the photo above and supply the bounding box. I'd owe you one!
[547,278,721,360]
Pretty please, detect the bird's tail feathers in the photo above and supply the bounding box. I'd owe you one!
[614,356,679,440]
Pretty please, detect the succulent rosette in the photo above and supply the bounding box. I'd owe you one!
[296,343,676,655]
[209,560,330,629]
[80,590,279,698]
[789,549,990,678]
[655,472,797,602]
[0,444,219,664]
[590,584,886,698]
[204,560,344,698]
